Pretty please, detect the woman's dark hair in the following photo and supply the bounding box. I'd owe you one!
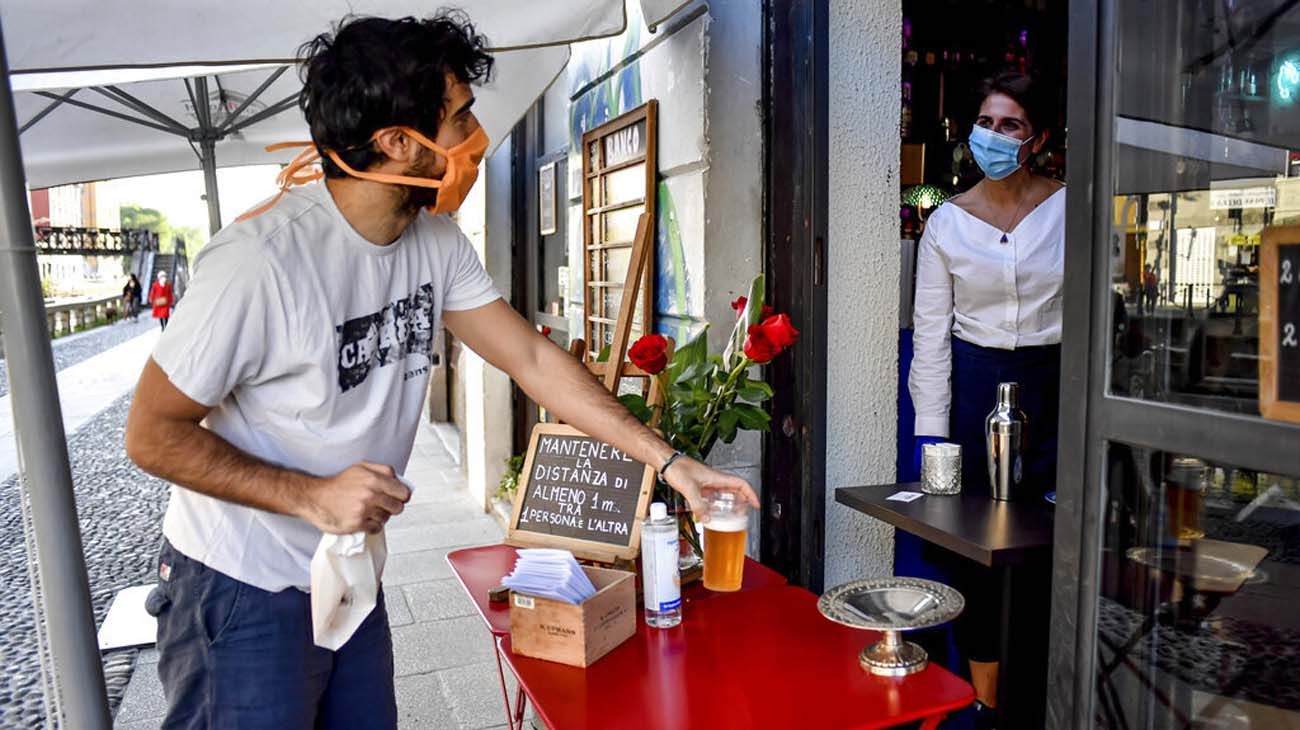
[298,12,494,178]
[977,71,1052,135]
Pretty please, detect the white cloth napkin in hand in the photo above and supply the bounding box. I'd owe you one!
[310,530,387,650]
[309,475,411,649]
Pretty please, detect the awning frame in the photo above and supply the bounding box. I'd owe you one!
[22,66,298,233]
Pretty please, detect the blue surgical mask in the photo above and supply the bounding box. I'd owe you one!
[969,125,1034,181]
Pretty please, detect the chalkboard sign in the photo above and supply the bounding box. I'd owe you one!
[1260,225,1300,424]
[506,423,656,563]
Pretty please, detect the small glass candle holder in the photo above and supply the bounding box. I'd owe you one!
[920,442,962,495]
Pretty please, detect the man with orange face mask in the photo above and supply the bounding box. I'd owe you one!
[124,13,758,729]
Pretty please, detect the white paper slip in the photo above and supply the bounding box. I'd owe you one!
[502,548,597,605]
[887,491,924,503]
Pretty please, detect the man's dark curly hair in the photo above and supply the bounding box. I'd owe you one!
[298,12,494,178]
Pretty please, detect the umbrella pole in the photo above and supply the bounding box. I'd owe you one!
[192,77,222,236]
[0,23,112,730]
[199,139,221,236]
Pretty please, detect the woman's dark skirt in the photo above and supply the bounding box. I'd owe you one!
[947,336,1060,662]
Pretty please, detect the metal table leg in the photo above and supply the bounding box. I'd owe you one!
[493,639,517,730]
[919,712,948,730]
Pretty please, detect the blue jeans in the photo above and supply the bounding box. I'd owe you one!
[153,540,397,729]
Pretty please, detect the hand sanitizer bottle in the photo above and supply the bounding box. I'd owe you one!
[642,502,682,628]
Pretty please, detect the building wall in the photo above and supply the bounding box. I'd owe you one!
[29,188,50,224]
[47,183,83,228]
[451,150,515,511]
[824,0,902,585]
[556,1,712,344]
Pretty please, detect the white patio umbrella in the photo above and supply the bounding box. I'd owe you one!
[0,2,695,727]
[12,46,566,232]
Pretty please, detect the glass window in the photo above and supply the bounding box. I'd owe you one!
[1107,0,1300,417]
[1095,445,1300,727]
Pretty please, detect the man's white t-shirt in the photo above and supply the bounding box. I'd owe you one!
[153,182,500,592]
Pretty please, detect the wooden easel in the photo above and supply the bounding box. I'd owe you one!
[565,211,668,573]
[569,211,669,420]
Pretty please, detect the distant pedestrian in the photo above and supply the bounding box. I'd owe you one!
[123,274,143,322]
[149,271,174,331]
[1142,263,1158,313]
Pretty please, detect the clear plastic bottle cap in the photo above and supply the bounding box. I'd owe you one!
[649,502,668,520]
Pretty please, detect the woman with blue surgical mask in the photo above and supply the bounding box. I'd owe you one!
[908,71,1063,724]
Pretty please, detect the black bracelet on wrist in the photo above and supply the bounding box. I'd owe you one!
[658,451,686,479]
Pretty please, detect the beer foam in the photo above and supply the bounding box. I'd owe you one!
[704,514,747,532]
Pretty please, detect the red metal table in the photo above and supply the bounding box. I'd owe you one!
[446,543,788,728]
[499,584,975,729]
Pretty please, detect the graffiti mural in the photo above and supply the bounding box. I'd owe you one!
[564,2,694,339]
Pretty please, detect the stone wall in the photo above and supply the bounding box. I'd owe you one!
[823,0,902,585]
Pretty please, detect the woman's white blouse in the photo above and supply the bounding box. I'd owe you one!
[909,187,1066,438]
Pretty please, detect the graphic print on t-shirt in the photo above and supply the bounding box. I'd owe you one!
[336,283,436,393]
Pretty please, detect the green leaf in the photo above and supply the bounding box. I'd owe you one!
[673,403,701,424]
[675,360,711,385]
[737,379,774,402]
[679,329,709,364]
[596,344,612,363]
[733,403,772,431]
[666,329,707,382]
[718,409,740,444]
[669,384,695,404]
[618,393,653,423]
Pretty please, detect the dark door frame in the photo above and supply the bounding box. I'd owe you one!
[760,0,829,592]
[509,104,541,454]
[509,99,571,456]
[1049,0,1300,726]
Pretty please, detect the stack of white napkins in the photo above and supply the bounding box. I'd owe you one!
[501,549,598,605]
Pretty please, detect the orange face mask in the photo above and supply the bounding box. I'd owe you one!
[238,125,489,221]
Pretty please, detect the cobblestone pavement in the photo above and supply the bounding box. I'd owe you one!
[0,393,168,728]
[0,318,157,398]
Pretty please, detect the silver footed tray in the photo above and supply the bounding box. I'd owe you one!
[818,577,964,676]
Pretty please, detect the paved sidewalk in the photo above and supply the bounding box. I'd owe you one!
[0,317,158,398]
[113,422,527,730]
[0,326,159,479]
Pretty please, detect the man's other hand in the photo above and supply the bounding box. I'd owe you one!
[661,457,760,521]
[303,462,411,534]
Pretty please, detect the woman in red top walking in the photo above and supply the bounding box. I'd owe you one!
[149,271,174,331]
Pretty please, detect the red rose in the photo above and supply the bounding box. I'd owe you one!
[628,334,669,374]
[742,314,799,364]
[755,313,799,348]
[742,326,781,364]
[539,325,552,337]
[730,296,773,319]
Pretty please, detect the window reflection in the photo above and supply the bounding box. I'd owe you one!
[1108,187,1297,411]
[1107,0,1300,417]
[1097,446,1300,728]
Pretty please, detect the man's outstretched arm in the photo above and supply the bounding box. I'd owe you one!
[125,358,410,534]
[443,299,759,517]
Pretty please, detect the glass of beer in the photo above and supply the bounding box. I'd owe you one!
[702,492,748,592]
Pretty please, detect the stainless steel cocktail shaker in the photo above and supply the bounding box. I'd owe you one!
[985,382,1028,501]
